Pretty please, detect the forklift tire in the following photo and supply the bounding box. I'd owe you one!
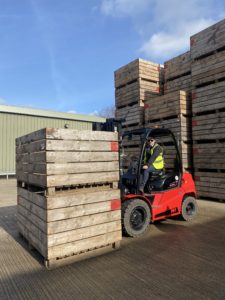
[181,196,198,221]
[122,199,151,237]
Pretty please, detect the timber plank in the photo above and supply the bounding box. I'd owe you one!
[48,231,122,260]
[17,161,119,176]
[18,206,121,235]
[18,212,121,248]
[164,75,191,94]
[17,140,120,154]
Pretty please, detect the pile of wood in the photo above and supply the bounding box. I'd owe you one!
[114,59,163,170]
[16,128,122,268]
[115,59,163,131]
[114,18,225,202]
[191,19,225,201]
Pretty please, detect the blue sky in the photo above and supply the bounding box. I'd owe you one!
[0,0,225,115]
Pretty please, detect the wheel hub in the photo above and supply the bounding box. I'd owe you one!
[130,206,146,230]
[186,202,195,215]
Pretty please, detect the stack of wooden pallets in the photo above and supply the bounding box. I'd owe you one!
[164,51,191,94]
[144,90,192,171]
[16,128,122,268]
[115,59,163,170]
[115,58,162,131]
[191,19,225,201]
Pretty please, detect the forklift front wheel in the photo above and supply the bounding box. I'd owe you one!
[181,196,198,221]
[122,199,151,237]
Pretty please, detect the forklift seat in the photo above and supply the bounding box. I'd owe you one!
[149,169,165,180]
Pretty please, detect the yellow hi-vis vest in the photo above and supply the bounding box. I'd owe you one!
[144,143,164,170]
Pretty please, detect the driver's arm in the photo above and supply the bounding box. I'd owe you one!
[147,145,161,166]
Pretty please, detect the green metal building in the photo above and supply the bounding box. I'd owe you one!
[0,104,105,176]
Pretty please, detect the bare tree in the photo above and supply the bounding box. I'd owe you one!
[97,105,115,118]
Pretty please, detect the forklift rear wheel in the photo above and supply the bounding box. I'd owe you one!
[181,196,198,221]
[122,199,151,237]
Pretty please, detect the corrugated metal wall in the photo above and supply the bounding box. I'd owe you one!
[0,112,93,173]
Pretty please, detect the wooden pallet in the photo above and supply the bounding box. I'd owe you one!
[16,128,122,267]
[114,59,162,88]
[190,19,225,59]
[144,90,191,123]
[191,49,225,87]
[192,80,225,114]
[192,110,225,140]
[164,51,191,81]
[164,75,191,94]
[194,171,225,201]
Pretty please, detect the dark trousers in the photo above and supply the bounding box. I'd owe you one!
[140,165,157,189]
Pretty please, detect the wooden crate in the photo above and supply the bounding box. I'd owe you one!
[192,111,225,140]
[16,128,122,268]
[190,19,225,59]
[164,51,191,81]
[115,78,161,108]
[164,75,191,94]
[194,171,225,202]
[16,128,120,188]
[114,59,162,88]
[192,81,225,114]
[191,49,225,88]
[193,142,225,170]
[144,91,191,123]
[116,104,144,128]
[145,115,191,142]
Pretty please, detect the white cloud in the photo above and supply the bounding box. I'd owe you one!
[100,0,151,17]
[140,18,215,60]
[100,0,225,61]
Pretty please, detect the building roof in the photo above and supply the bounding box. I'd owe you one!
[0,104,106,123]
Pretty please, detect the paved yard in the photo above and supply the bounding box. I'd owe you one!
[0,179,225,299]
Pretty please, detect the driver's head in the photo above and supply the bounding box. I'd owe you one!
[147,137,156,147]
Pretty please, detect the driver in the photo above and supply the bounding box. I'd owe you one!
[139,137,164,193]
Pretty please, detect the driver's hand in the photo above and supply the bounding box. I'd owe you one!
[143,165,148,170]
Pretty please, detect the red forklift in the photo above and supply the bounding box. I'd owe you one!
[120,127,198,237]
[93,120,198,237]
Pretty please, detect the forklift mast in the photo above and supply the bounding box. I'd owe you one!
[92,118,124,133]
